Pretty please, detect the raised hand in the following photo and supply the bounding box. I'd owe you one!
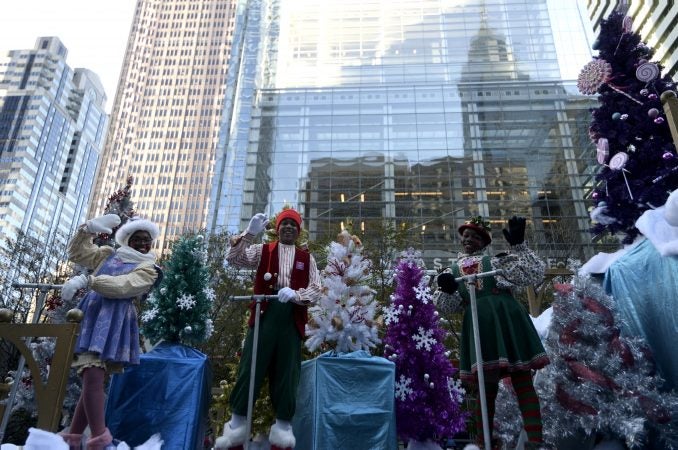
[86,214,121,234]
[245,213,269,235]
[502,216,526,246]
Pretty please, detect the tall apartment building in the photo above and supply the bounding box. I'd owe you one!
[207,0,601,266]
[89,0,236,251]
[587,0,678,77]
[0,37,107,247]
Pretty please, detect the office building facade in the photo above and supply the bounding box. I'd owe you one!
[587,0,678,77]
[0,37,107,248]
[208,0,602,267]
[208,0,595,267]
[89,0,237,251]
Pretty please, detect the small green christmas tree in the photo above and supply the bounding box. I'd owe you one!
[141,233,215,346]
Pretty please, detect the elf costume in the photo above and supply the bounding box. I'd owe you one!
[436,216,549,446]
[216,209,322,450]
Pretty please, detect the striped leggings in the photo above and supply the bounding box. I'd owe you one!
[474,370,543,443]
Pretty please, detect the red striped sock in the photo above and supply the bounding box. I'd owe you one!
[511,371,543,443]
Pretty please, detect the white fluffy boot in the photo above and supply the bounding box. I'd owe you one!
[214,420,248,449]
[268,421,295,450]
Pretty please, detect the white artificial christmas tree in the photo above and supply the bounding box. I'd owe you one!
[305,229,380,354]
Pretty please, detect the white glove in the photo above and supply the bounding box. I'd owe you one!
[61,274,89,301]
[245,213,269,235]
[277,287,298,304]
[86,214,121,234]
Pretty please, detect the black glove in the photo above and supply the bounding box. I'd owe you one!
[437,272,459,295]
[502,216,526,246]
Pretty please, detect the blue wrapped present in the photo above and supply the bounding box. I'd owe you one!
[292,351,397,450]
[105,342,212,449]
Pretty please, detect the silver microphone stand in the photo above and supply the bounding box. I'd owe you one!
[227,295,278,450]
[455,269,503,450]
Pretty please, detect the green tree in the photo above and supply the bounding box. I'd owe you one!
[141,233,213,346]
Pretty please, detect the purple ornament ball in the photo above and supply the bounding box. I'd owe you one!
[649,93,658,100]
[640,89,649,96]
[648,108,660,118]
[655,117,666,124]
[592,192,600,199]
[663,152,675,160]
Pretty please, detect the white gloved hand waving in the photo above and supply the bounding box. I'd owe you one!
[86,214,121,234]
[61,274,89,301]
[277,287,298,304]
[246,213,269,235]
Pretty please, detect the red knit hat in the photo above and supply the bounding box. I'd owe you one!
[458,216,492,245]
[276,209,302,232]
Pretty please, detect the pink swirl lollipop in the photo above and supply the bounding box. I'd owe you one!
[609,152,629,170]
[596,138,609,164]
[636,62,659,82]
[609,152,634,199]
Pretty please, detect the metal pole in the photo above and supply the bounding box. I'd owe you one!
[229,295,277,450]
[0,283,62,442]
[455,269,502,450]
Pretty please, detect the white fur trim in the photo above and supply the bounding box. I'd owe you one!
[214,422,247,448]
[636,206,678,256]
[268,422,295,448]
[579,248,629,275]
[115,218,159,247]
[663,189,678,226]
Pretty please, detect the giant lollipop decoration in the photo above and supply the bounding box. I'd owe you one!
[578,59,642,104]
[636,62,659,83]
[609,152,634,199]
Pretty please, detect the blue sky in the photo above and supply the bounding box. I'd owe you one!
[0,0,136,112]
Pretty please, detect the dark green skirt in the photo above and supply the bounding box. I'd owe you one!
[458,291,549,383]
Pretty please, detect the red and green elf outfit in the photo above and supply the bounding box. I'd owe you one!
[226,212,322,422]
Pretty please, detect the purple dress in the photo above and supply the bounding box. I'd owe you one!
[74,253,142,366]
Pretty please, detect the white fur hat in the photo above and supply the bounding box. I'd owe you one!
[115,217,160,247]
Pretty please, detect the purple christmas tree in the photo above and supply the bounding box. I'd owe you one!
[580,10,678,243]
[382,249,467,447]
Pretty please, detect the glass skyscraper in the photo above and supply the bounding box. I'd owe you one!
[0,37,107,247]
[89,0,237,251]
[208,0,601,267]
